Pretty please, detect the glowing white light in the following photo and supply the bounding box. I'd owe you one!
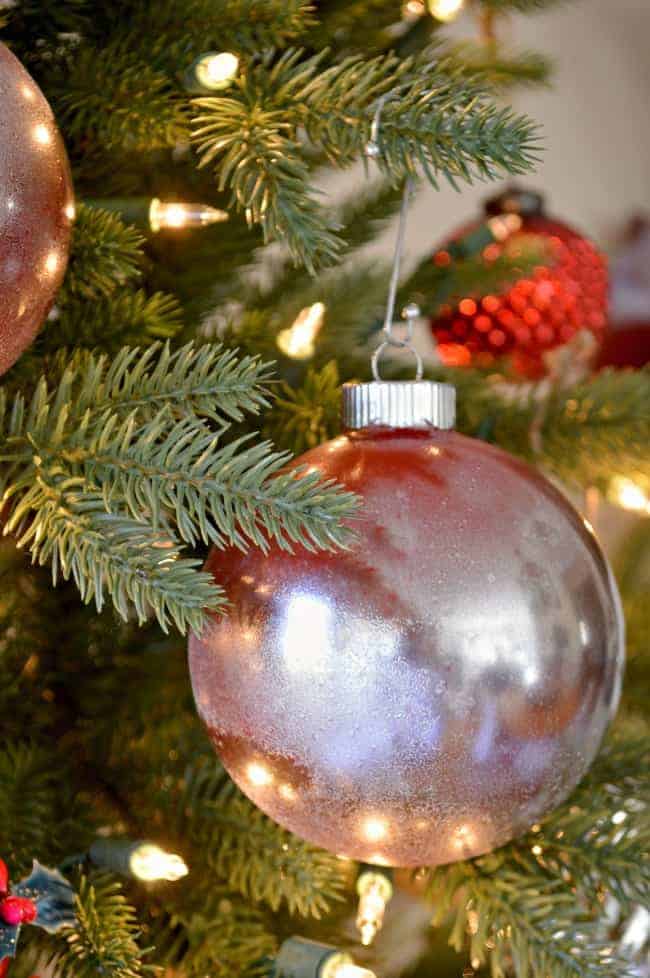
[276,302,325,360]
[610,476,650,514]
[402,0,425,17]
[322,955,376,978]
[282,592,332,674]
[149,198,229,232]
[356,870,393,946]
[44,251,59,276]
[33,124,51,145]
[278,783,297,802]
[195,51,240,90]
[64,201,76,221]
[246,762,273,787]
[428,0,465,21]
[611,810,627,825]
[21,84,35,101]
[360,816,389,843]
[129,844,188,882]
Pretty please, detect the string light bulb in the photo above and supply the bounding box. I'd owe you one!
[149,198,229,233]
[609,475,650,515]
[88,839,188,882]
[428,0,465,22]
[129,844,188,882]
[355,866,393,946]
[277,302,325,359]
[186,51,240,92]
[274,937,376,978]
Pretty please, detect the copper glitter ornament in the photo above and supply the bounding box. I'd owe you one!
[430,188,608,377]
[189,381,624,867]
[0,43,74,375]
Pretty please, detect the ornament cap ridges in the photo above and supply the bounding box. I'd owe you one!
[341,380,456,430]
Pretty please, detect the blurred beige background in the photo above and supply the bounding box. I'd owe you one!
[325,0,650,261]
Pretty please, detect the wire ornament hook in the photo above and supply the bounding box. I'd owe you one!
[365,98,423,383]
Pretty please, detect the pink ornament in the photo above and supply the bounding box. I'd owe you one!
[0,896,36,926]
[0,43,74,375]
[189,382,624,867]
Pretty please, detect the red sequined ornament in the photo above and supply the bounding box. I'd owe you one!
[0,43,74,376]
[430,188,608,377]
[0,897,37,927]
[189,381,623,867]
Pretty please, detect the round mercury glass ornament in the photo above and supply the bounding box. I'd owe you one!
[189,380,624,867]
[0,43,74,375]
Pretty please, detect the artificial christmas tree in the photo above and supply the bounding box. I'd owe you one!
[0,3,648,978]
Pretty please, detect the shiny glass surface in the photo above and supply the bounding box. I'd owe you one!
[0,44,73,375]
[189,428,624,866]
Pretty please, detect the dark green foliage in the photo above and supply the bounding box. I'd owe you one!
[0,3,648,978]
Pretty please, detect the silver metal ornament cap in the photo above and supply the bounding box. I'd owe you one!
[341,381,456,430]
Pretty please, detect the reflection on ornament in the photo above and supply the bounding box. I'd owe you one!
[277,302,326,360]
[129,844,188,882]
[360,817,389,844]
[189,51,240,91]
[609,476,650,515]
[428,0,464,21]
[356,867,393,946]
[275,937,376,978]
[149,198,229,232]
[246,761,274,787]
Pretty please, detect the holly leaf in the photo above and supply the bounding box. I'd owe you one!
[0,921,19,960]
[13,862,75,934]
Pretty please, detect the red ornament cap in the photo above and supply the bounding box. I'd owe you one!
[0,896,37,926]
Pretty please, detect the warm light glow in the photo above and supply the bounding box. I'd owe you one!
[487,213,523,242]
[322,954,376,978]
[246,762,273,787]
[451,823,478,851]
[276,302,326,360]
[360,816,389,843]
[356,870,393,946]
[64,201,77,221]
[129,844,188,882]
[402,0,425,17]
[610,475,650,515]
[279,783,298,802]
[428,0,464,21]
[33,123,51,145]
[44,251,60,276]
[149,198,229,232]
[194,51,240,90]
[21,84,35,101]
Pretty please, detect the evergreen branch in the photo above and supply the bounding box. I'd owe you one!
[446,41,553,90]
[51,873,149,978]
[4,480,225,634]
[41,342,274,428]
[263,361,343,455]
[51,43,188,153]
[48,291,183,354]
[177,761,348,918]
[59,205,144,303]
[425,733,649,978]
[0,742,62,874]
[72,413,358,553]
[151,890,276,978]
[192,49,539,268]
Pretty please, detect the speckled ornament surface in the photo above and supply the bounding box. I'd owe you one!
[430,189,607,377]
[189,410,624,867]
[0,43,74,375]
